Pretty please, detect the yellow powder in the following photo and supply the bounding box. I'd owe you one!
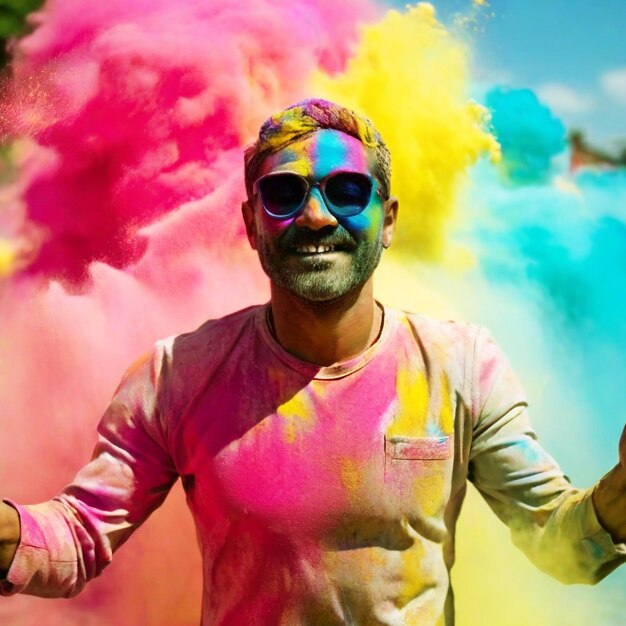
[313,3,499,261]
[277,391,314,444]
[387,365,429,438]
[339,457,362,496]
[438,371,453,434]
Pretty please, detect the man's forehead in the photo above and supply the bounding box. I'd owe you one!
[257,129,371,178]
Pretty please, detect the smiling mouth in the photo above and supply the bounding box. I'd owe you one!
[293,244,341,254]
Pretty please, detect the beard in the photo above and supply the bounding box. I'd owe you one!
[256,224,383,302]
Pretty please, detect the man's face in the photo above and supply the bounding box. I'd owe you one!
[243,129,396,302]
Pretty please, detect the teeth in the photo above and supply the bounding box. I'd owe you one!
[296,245,336,254]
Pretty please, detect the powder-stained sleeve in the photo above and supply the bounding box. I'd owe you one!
[0,342,177,598]
[468,327,626,584]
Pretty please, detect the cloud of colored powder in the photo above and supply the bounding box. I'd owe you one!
[462,86,626,485]
[313,2,500,261]
[1,1,625,625]
[1,0,378,284]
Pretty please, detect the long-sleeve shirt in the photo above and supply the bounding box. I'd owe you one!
[2,304,625,624]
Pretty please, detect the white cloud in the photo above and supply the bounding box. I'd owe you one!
[600,68,626,103]
[535,82,595,115]
[473,67,514,86]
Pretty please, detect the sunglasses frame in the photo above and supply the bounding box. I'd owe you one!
[252,170,382,220]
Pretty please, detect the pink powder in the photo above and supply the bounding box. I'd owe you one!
[3,0,377,285]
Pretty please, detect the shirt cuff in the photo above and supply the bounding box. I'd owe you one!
[579,488,626,562]
[0,499,50,596]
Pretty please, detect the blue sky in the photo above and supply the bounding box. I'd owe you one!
[383,0,626,150]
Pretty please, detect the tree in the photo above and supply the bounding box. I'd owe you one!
[0,0,45,69]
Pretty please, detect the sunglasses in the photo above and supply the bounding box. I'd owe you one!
[253,171,381,219]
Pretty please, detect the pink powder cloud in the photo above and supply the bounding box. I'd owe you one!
[3,0,377,284]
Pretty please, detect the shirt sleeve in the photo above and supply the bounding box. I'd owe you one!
[0,342,178,598]
[468,327,626,584]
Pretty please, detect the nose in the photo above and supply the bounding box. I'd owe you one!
[294,188,338,230]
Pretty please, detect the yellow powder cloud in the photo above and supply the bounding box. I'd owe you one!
[313,2,499,261]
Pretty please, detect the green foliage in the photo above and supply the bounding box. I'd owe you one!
[0,0,46,67]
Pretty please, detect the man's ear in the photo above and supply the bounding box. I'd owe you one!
[382,196,398,249]
[241,200,258,250]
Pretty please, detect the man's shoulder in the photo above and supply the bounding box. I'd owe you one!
[178,304,261,340]
[157,304,263,362]
[388,306,483,348]
[385,308,488,387]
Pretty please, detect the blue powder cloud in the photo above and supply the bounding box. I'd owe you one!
[455,86,626,618]
[485,86,567,185]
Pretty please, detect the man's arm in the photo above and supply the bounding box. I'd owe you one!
[469,328,626,584]
[0,344,178,598]
[0,503,19,577]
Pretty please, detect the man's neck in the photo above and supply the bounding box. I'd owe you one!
[268,280,382,366]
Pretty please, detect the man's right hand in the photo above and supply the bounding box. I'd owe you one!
[0,502,20,578]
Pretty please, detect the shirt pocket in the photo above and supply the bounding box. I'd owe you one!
[382,435,454,518]
[384,435,452,460]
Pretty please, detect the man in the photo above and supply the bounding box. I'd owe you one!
[1,98,625,624]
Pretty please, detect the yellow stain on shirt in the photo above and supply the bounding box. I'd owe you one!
[396,540,428,606]
[387,365,429,438]
[439,372,453,435]
[277,391,315,444]
[340,457,362,497]
[412,462,446,518]
[313,3,499,261]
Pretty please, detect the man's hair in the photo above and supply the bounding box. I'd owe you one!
[244,98,391,200]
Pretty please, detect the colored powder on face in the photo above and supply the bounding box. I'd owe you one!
[312,2,499,260]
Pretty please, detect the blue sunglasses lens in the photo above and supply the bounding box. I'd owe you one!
[258,174,306,217]
[258,173,373,218]
[324,173,373,216]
